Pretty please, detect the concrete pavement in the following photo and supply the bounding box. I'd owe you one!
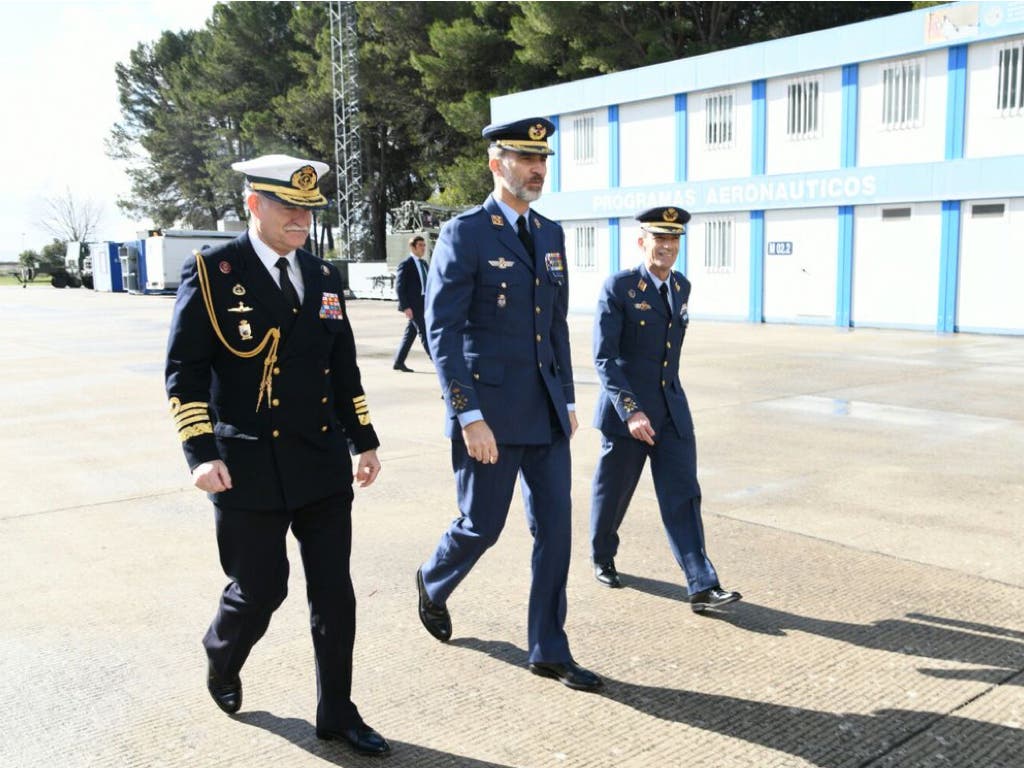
[0,285,1021,767]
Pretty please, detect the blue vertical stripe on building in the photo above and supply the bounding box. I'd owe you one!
[751,80,766,175]
[548,115,560,193]
[609,218,620,273]
[674,93,687,182]
[840,64,859,168]
[945,45,967,161]
[836,206,854,327]
[608,105,620,188]
[749,210,764,322]
[938,201,961,332]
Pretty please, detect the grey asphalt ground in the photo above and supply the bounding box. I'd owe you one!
[0,284,1021,768]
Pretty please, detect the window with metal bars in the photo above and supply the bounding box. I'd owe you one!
[573,226,596,272]
[703,218,734,273]
[786,77,821,139]
[997,40,1024,116]
[704,91,734,148]
[881,59,922,130]
[572,115,596,164]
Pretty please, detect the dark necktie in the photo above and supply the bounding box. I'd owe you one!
[659,282,671,318]
[417,258,428,293]
[275,257,300,314]
[516,215,535,258]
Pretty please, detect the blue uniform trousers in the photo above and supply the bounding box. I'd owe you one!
[204,491,362,730]
[589,422,719,595]
[421,436,572,664]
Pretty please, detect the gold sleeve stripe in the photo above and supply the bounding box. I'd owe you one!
[177,423,213,441]
[176,413,212,429]
[352,396,367,405]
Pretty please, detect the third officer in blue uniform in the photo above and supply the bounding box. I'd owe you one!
[589,206,742,613]
[415,117,602,692]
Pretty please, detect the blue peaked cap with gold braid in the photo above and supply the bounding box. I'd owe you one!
[482,117,556,155]
[232,154,330,209]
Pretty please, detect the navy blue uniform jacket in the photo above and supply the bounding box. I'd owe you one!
[426,196,574,443]
[593,264,694,438]
[165,232,379,511]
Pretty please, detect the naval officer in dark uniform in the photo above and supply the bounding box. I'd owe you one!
[589,206,741,613]
[165,154,390,756]
[415,118,602,692]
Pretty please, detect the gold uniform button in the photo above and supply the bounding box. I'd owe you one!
[321,397,328,404]
[324,368,330,375]
[501,282,507,289]
[536,334,542,342]
[640,320,646,326]
[292,308,299,314]
[668,321,673,328]
[535,306,541,314]
[473,373,480,380]
[271,398,280,407]
[663,361,668,367]
[661,380,666,387]
[321,425,328,432]
[666,341,672,349]
[273,367,281,375]
[535,278,540,286]
[272,429,280,438]
[538,362,543,369]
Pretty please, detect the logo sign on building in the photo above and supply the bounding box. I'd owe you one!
[767,241,793,255]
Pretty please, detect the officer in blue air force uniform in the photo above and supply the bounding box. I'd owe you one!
[415,117,603,692]
[589,206,742,613]
[165,155,390,756]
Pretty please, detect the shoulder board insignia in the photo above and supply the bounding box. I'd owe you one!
[673,279,681,292]
[637,278,647,292]
[491,215,504,227]
[487,257,515,269]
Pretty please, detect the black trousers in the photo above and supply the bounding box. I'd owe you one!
[393,308,431,366]
[204,491,361,729]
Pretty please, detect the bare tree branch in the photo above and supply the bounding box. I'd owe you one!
[37,188,104,242]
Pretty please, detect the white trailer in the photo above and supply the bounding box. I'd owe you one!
[141,229,237,292]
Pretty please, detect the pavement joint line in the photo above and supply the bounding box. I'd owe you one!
[856,665,1024,768]
[708,508,1024,592]
[0,488,188,521]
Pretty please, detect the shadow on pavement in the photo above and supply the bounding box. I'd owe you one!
[234,711,517,767]
[450,637,1023,768]
[625,574,1024,672]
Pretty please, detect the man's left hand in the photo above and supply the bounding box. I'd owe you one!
[568,410,578,438]
[354,449,381,488]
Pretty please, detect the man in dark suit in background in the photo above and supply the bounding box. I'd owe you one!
[165,154,390,756]
[415,117,602,692]
[589,206,741,614]
[392,234,432,372]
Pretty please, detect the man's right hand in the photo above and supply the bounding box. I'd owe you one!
[191,460,233,493]
[627,411,656,445]
[462,420,499,465]
[404,308,414,320]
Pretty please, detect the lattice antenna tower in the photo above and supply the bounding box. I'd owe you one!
[329,1,366,260]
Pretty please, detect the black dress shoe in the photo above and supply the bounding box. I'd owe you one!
[528,660,603,692]
[594,560,622,588]
[316,723,391,756]
[393,363,413,372]
[690,586,742,613]
[416,567,452,642]
[206,661,241,714]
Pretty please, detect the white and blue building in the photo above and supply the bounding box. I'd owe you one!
[490,1,1024,334]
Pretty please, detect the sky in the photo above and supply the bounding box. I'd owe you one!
[0,0,217,262]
